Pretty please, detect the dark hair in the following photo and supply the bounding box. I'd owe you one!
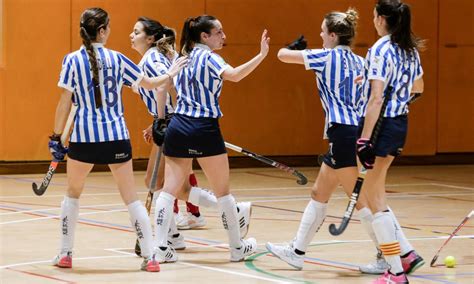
[137,17,176,55]
[79,7,109,108]
[180,15,217,56]
[375,0,424,52]
[324,8,359,46]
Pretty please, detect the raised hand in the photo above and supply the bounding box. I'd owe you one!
[260,29,270,57]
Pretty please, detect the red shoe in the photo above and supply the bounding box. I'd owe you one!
[52,251,72,268]
[401,250,424,274]
[372,271,408,284]
[141,255,160,272]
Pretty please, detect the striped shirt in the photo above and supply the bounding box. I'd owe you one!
[174,43,230,118]
[58,43,144,143]
[137,48,174,116]
[361,35,423,117]
[303,46,365,135]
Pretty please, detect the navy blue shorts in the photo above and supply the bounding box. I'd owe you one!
[68,140,132,164]
[323,124,358,169]
[163,114,226,158]
[358,115,408,157]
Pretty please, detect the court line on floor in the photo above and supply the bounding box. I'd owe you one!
[0,202,124,216]
[5,267,76,283]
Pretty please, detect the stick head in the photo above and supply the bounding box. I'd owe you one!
[329,223,344,236]
[430,255,438,267]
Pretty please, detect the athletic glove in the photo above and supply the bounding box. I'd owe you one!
[152,117,167,147]
[356,138,375,169]
[48,133,68,161]
[287,35,307,50]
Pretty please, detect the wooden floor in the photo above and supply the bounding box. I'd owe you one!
[1,165,473,283]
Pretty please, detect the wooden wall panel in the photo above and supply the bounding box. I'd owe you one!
[0,0,471,162]
[401,0,438,155]
[438,0,474,152]
[2,0,70,161]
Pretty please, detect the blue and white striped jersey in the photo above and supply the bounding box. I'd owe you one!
[137,48,174,116]
[58,43,144,143]
[361,35,423,117]
[174,43,229,118]
[303,46,365,133]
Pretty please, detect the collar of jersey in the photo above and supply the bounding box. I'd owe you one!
[334,45,351,51]
[380,34,391,41]
[81,42,104,49]
[195,43,212,51]
[138,47,156,67]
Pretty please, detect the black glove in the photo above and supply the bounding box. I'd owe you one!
[164,113,174,126]
[48,133,68,161]
[356,138,375,169]
[152,117,167,146]
[287,35,307,50]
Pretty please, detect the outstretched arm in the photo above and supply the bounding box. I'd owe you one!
[222,30,270,82]
[277,48,304,65]
[140,56,188,90]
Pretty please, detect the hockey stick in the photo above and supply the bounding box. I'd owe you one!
[328,91,422,235]
[32,104,78,196]
[328,88,398,236]
[224,142,308,185]
[430,210,474,267]
[135,146,163,257]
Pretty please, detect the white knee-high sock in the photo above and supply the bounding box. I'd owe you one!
[217,194,241,248]
[168,213,179,236]
[154,191,175,248]
[128,200,153,258]
[294,199,327,253]
[387,207,413,255]
[59,196,79,253]
[188,187,217,208]
[357,207,380,253]
[372,212,403,274]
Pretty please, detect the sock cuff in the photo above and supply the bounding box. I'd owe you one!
[160,191,175,203]
[64,196,79,206]
[309,199,327,209]
[188,187,201,205]
[357,207,373,220]
[127,200,142,211]
[217,194,235,204]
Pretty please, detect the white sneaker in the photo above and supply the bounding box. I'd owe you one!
[168,233,186,250]
[155,246,178,263]
[237,202,252,238]
[52,251,72,268]
[266,242,304,270]
[230,238,257,262]
[359,251,390,275]
[176,212,206,230]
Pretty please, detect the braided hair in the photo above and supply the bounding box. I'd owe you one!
[79,8,109,108]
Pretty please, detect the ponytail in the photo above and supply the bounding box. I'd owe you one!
[376,0,424,52]
[180,17,195,56]
[179,15,217,56]
[156,27,176,56]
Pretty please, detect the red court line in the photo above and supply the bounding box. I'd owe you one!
[6,267,76,283]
